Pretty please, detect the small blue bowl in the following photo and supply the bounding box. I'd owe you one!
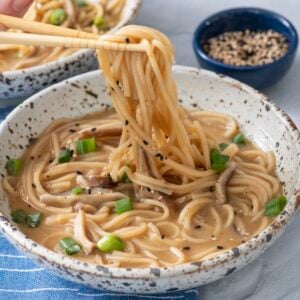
[193,7,298,89]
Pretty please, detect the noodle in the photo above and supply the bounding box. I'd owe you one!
[3,25,283,268]
[0,0,125,71]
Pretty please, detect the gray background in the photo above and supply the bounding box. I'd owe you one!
[136,1,300,299]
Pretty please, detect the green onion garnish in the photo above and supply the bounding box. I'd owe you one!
[59,237,82,255]
[76,137,96,155]
[49,8,67,26]
[210,149,230,172]
[120,172,131,183]
[5,159,23,176]
[71,187,84,195]
[58,149,72,164]
[26,212,42,228]
[97,234,124,253]
[93,16,109,31]
[11,210,42,228]
[264,196,287,217]
[233,133,247,145]
[219,143,229,151]
[11,209,27,223]
[115,198,133,214]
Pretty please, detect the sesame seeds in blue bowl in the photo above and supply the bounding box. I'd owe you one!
[193,7,298,89]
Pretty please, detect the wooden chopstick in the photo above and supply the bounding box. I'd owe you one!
[0,14,97,39]
[0,31,145,52]
[0,14,145,52]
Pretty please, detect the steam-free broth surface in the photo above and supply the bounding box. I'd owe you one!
[6,109,278,268]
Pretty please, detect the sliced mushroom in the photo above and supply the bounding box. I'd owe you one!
[215,161,237,205]
[86,175,117,189]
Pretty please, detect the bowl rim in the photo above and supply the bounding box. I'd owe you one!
[0,0,141,79]
[0,65,299,280]
[193,7,299,71]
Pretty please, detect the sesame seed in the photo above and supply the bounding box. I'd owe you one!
[203,29,288,67]
[182,246,191,251]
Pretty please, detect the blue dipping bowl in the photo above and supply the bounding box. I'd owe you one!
[193,7,298,89]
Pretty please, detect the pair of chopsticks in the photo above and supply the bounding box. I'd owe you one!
[0,14,144,52]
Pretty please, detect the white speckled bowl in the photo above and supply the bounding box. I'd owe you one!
[0,66,299,294]
[0,0,141,105]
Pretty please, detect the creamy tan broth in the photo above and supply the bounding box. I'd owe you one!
[5,109,279,268]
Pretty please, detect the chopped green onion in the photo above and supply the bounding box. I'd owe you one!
[49,8,67,26]
[26,212,42,228]
[59,237,82,255]
[71,187,84,195]
[210,149,230,172]
[58,149,72,164]
[115,198,133,214]
[5,159,23,176]
[97,234,124,253]
[76,137,96,155]
[93,16,109,31]
[219,143,229,151]
[264,196,287,217]
[11,209,27,223]
[73,0,87,7]
[120,172,131,183]
[11,210,42,228]
[233,133,247,145]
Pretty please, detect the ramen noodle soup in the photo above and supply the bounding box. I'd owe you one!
[3,26,286,268]
[0,0,125,71]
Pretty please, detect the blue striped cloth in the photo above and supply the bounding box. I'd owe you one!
[0,106,199,300]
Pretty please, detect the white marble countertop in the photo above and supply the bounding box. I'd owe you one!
[136,1,300,299]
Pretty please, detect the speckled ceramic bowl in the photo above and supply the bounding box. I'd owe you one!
[0,0,141,105]
[0,66,299,294]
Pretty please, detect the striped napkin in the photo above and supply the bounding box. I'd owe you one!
[0,106,199,300]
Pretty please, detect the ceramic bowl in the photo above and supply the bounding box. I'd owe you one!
[0,0,141,105]
[193,7,298,89]
[0,66,299,294]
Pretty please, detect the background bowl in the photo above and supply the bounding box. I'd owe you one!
[0,0,141,106]
[193,7,298,89]
[0,66,299,293]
